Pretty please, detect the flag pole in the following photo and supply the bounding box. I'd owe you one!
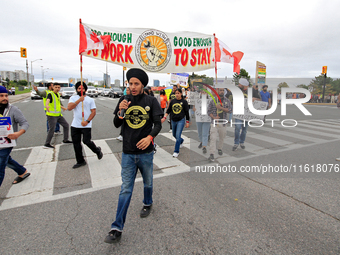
[79,19,84,121]
[213,33,218,86]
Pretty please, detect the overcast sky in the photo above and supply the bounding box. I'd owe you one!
[1,0,339,87]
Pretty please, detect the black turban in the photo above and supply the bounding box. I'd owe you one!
[75,81,87,91]
[126,68,148,87]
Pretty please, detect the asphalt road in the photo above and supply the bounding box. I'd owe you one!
[0,95,339,254]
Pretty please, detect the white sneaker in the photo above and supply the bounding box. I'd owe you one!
[336,158,340,161]
[173,152,179,158]
[116,135,123,141]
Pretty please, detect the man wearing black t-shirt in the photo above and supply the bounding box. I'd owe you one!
[104,68,163,244]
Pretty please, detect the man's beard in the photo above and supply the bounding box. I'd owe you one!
[77,91,86,96]
[0,101,8,107]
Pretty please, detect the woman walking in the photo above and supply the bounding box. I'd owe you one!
[161,88,190,158]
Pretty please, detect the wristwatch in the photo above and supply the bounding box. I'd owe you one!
[86,119,91,123]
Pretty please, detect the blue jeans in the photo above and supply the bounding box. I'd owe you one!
[111,152,154,231]
[234,119,249,145]
[171,118,185,153]
[196,122,210,147]
[0,147,26,187]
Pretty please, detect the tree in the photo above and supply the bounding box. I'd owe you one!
[309,74,333,95]
[296,84,309,90]
[232,68,251,85]
[19,80,28,86]
[188,73,214,86]
[330,79,340,94]
[277,82,289,93]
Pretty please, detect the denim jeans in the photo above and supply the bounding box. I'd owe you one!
[234,119,249,145]
[0,147,26,187]
[171,118,185,153]
[111,152,154,231]
[196,122,210,147]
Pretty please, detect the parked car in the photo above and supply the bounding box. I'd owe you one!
[60,87,76,99]
[108,87,123,98]
[87,86,98,97]
[31,87,46,100]
[101,88,111,97]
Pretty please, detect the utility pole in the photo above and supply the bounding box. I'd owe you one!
[321,66,327,103]
[26,59,29,87]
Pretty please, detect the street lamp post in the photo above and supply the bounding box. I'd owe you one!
[31,59,42,88]
[41,66,49,87]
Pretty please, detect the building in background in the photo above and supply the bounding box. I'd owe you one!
[0,70,33,82]
[153,79,160,87]
[114,79,120,87]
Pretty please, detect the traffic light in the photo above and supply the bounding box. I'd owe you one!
[20,47,27,58]
[322,66,327,75]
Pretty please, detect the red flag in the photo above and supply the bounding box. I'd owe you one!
[215,37,244,74]
[79,23,111,54]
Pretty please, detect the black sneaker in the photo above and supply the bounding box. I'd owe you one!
[232,145,238,151]
[198,142,202,149]
[63,140,73,144]
[202,147,207,154]
[104,230,122,243]
[43,144,54,149]
[97,147,103,160]
[140,205,152,218]
[240,143,245,149]
[72,161,87,169]
[208,154,215,162]
[218,149,223,156]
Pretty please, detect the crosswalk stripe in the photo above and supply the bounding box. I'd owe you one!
[83,140,121,189]
[294,122,340,134]
[251,125,324,143]
[2,119,340,211]
[1,146,59,211]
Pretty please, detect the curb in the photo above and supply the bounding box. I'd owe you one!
[8,93,31,103]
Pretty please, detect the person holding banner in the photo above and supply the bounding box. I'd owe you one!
[161,88,190,158]
[105,68,163,243]
[0,86,30,186]
[207,88,232,162]
[67,82,103,169]
[233,78,249,151]
[193,89,211,154]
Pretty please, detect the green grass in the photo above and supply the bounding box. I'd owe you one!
[15,89,31,95]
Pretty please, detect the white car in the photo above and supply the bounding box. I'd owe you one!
[60,87,76,99]
[31,87,46,100]
[87,86,98,97]
[97,88,104,95]
[101,88,111,96]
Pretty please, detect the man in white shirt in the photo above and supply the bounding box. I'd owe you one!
[67,82,103,169]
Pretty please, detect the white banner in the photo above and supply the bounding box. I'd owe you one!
[81,23,215,73]
[170,73,189,87]
[233,99,268,121]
